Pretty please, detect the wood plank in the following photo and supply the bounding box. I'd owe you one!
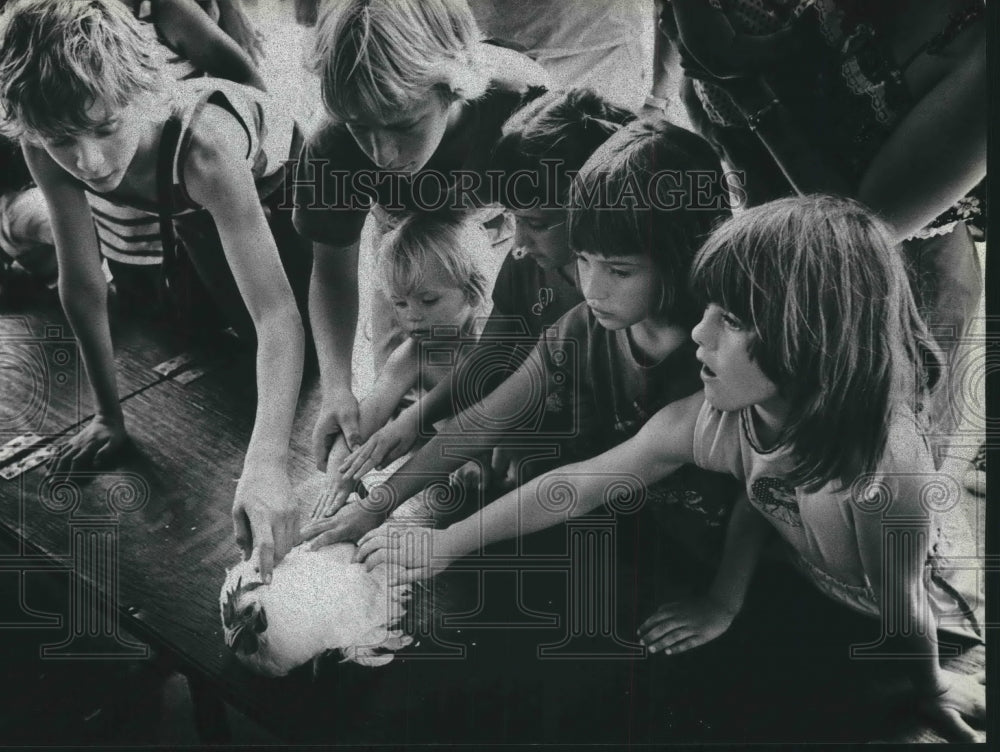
[0,358,986,744]
[0,301,245,445]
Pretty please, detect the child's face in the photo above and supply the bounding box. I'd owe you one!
[511,208,572,270]
[575,250,660,330]
[345,96,456,174]
[34,100,143,192]
[390,255,475,339]
[693,304,782,413]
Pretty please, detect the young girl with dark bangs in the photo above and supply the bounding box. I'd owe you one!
[357,195,983,741]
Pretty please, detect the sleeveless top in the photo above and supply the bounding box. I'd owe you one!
[86,78,301,266]
[692,400,983,642]
[87,5,203,265]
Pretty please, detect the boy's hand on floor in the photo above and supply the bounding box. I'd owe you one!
[313,390,362,471]
[49,414,128,474]
[301,499,384,549]
[339,409,420,481]
[638,596,736,655]
[233,465,297,584]
[919,670,986,743]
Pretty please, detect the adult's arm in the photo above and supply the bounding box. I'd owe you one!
[856,33,986,239]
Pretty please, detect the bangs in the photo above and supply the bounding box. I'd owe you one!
[568,188,645,258]
[379,213,489,304]
[384,243,429,299]
[689,224,759,327]
[315,0,480,124]
[0,0,161,140]
[320,23,433,122]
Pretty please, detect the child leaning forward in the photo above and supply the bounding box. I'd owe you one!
[0,0,310,580]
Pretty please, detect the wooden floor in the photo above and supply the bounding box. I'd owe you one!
[0,291,988,745]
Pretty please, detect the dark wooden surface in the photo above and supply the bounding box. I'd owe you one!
[0,300,242,443]
[0,301,988,744]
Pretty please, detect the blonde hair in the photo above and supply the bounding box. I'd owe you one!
[690,195,942,492]
[378,211,489,307]
[0,0,164,140]
[311,0,487,123]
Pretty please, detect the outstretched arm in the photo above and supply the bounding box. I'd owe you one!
[354,392,707,581]
[304,335,545,547]
[338,308,531,480]
[184,107,304,582]
[23,145,128,473]
[308,339,419,521]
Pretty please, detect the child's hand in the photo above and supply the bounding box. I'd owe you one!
[918,670,986,743]
[300,499,384,549]
[312,389,361,471]
[50,415,127,474]
[638,595,736,655]
[310,438,366,519]
[449,459,489,496]
[354,524,456,584]
[310,475,367,521]
[338,408,420,481]
[448,448,517,496]
[233,464,298,584]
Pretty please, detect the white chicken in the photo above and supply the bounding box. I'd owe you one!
[219,469,426,677]
[220,541,413,676]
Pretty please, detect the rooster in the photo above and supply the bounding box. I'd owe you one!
[220,541,413,677]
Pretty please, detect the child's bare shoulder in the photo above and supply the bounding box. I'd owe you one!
[653,391,706,431]
[180,103,253,186]
[640,391,705,459]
